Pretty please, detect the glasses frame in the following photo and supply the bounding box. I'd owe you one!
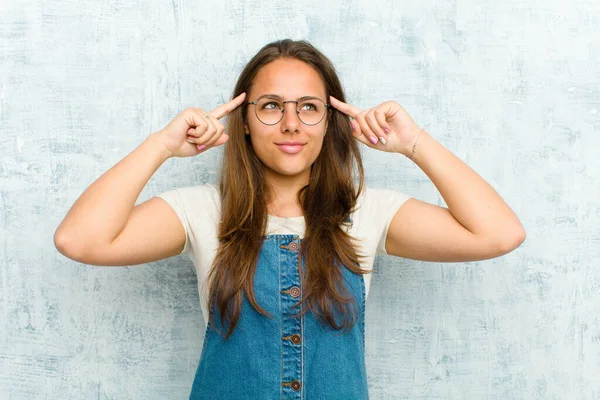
[246,95,331,126]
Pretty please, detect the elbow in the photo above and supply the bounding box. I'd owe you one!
[54,228,87,263]
[498,226,527,254]
[54,228,75,259]
[512,225,527,247]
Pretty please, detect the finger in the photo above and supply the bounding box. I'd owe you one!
[186,124,205,138]
[196,114,218,143]
[186,124,209,144]
[193,131,229,150]
[351,116,375,145]
[355,111,379,146]
[366,109,388,145]
[187,130,208,144]
[374,107,392,133]
[374,108,392,145]
[201,118,226,147]
[329,95,362,118]
[185,109,210,143]
[209,92,247,120]
[349,120,363,140]
[186,127,197,143]
[351,123,372,148]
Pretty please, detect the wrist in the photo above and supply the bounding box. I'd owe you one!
[147,131,174,162]
[401,127,425,160]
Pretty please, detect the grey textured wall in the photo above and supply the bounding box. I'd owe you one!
[1,0,599,399]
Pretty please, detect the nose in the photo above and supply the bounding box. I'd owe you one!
[280,101,301,132]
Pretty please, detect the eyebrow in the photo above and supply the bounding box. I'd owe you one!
[261,94,323,101]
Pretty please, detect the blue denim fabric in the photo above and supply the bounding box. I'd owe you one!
[189,234,368,399]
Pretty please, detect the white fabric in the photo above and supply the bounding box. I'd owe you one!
[156,184,411,325]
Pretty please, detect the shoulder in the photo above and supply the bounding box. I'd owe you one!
[172,183,219,204]
[155,183,220,216]
[352,185,412,256]
[356,185,411,213]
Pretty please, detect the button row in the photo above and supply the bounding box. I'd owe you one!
[280,240,301,394]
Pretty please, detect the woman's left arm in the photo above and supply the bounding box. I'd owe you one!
[384,129,526,262]
[330,96,526,262]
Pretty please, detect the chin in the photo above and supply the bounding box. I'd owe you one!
[278,167,308,177]
[268,163,309,177]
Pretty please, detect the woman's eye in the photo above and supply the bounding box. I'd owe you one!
[263,102,282,110]
[300,103,317,111]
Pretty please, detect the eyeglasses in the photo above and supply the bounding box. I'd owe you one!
[246,95,330,126]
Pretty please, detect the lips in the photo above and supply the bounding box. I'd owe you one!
[276,144,305,154]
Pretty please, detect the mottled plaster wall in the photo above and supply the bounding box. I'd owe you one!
[1,0,599,398]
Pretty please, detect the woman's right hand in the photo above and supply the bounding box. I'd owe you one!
[156,92,246,158]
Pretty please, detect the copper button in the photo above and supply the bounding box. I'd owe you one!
[287,241,299,252]
[289,286,300,298]
[291,334,301,344]
[291,380,301,391]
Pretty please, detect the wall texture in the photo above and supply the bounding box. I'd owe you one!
[1,0,599,399]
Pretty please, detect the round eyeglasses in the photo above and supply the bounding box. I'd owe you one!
[246,95,330,126]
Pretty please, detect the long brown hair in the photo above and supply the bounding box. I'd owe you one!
[206,39,369,339]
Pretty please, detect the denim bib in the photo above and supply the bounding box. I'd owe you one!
[189,234,369,399]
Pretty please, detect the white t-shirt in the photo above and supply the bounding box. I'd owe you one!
[156,184,411,326]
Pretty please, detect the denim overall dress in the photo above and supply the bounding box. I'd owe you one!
[189,233,369,399]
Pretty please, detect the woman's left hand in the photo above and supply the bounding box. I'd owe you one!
[329,96,422,155]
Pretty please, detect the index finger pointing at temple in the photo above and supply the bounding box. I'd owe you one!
[329,95,362,119]
[209,92,247,120]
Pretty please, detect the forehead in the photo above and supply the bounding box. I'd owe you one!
[250,58,326,99]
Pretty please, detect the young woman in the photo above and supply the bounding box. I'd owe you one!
[54,39,526,399]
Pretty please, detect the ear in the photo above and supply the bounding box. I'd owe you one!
[244,122,249,135]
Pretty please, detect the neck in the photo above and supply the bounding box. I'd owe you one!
[264,169,309,217]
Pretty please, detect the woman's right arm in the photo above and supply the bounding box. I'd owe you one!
[54,133,185,266]
[54,93,246,266]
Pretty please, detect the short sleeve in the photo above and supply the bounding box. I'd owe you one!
[154,184,220,258]
[155,188,193,256]
[364,187,411,255]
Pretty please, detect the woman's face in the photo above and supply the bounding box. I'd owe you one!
[244,58,328,184]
